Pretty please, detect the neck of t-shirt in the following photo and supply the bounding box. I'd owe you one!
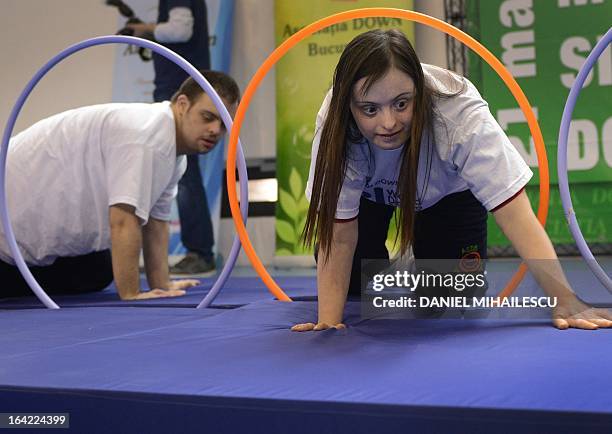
[368,140,406,153]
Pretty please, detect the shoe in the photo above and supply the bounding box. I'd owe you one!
[170,252,216,277]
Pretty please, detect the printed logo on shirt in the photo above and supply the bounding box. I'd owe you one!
[459,244,482,273]
[363,176,400,207]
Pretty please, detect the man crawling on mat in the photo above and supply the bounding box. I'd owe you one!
[0,70,239,300]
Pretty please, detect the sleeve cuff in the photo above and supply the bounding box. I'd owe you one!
[108,196,149,225]
[490,187,525,212]
[334,215,358,223]
[482,167,533,211]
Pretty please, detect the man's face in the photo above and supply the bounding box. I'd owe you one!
[174,93,237,155]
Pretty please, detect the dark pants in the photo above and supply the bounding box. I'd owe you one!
[0,250,113,298]
[315,190,488,296]
[176,155,214,260]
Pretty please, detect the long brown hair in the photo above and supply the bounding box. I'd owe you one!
[302,29,460,261]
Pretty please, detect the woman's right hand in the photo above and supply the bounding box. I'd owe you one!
[291,322,346,332]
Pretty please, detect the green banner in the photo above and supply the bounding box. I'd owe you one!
[467,0,612,247]
[274,1,414,256]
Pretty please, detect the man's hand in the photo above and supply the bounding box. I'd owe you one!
[168,279,200,291]
[552,296,612,330]
[291,322,346,332]
[122,288,186,300]
[125,22,156,38]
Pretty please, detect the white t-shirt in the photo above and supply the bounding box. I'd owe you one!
[306,64,533,219]
[0,102,187,266]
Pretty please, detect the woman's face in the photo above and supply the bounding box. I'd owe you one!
[350,66,415,150]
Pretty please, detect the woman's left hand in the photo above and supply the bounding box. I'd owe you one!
[552,296,612,330]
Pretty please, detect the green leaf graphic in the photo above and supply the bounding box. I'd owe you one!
[298,214,307,234]
[279,189,298,221]
[298,195,310,214]
[289,167,303,200]
[276,220,296,244]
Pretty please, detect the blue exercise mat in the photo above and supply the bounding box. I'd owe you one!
[1,300,611,433]
[0,275,318,309]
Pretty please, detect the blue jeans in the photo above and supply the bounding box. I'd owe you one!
[177,155,214,261]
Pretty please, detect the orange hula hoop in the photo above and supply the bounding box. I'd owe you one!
[226,8,549,302]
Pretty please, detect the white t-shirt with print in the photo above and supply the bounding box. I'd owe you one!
[306,64,533,219]
[0,102,186,266]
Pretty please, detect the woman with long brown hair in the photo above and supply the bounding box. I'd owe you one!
[293,29,611,331]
